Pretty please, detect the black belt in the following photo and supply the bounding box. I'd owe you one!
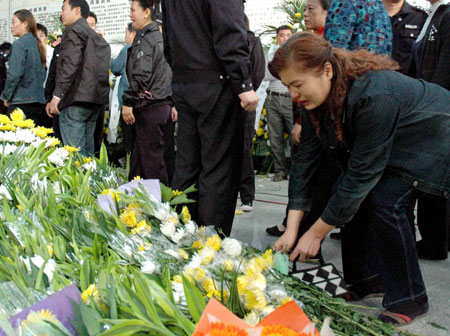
[266,89,290,98]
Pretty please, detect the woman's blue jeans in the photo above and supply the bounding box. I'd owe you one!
[341,174,427,309]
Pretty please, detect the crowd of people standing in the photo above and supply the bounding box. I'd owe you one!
[0,0,448,327]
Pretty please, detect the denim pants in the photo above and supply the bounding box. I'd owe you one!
[59,104,99,156]
[342,173,427,309]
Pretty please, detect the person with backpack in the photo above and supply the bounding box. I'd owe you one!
[239,15,265,212]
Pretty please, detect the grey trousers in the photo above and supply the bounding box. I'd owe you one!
[265,94,293,175]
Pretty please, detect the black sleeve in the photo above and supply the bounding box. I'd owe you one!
[53,29,85,100]
[431,12,450,91]
[122,42,154,108]
[45,45,60,102]
[161,0,171,65]
[208,0,252,95]
[249,34,265,90]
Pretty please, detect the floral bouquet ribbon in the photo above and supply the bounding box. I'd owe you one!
[193,298,335,336]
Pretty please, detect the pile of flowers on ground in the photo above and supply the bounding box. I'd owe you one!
[0,110,415,335]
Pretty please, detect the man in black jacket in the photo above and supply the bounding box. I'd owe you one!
[47,0,110,156]
[162,0,259,236]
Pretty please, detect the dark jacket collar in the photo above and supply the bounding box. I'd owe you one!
[393,1,414,17]
[138,22,159,36]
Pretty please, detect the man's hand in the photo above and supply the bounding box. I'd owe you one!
[3,100,8,108]
[48,97,61,115]
[238,90,259,111]
[122,105,135,125]
[171,106,178,122]
[45,103,53,118]
[291,123,302,145]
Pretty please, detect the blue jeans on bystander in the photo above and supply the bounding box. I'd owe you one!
[59,104,100,156]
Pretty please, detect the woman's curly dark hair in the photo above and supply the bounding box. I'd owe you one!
[269,32,398,141]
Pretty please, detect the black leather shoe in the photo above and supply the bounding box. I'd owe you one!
[266,225,285,237]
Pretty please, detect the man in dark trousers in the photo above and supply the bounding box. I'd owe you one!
[162,0,259,236]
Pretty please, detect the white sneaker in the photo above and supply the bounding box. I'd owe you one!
[241,202,253,212]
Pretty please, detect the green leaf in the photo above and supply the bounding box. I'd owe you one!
[182,275,206,323]
[160,183,173,203]
[98,320,153,336]
[80,302,103,335]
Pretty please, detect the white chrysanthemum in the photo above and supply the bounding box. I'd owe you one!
[15,129,36,143]
[160,220,176,238]
[172,281,186,304]
[184,220,197,235]
[171,227,185,243]
[48,148,69,166]
[186,253,202,269]
[0,185,12,200]
[244,311,260,327]
[268,287,288,301]
[141,260,156,274]
[0,131,17,143]
[222,238,242,258]
[165,249,180,259]
[83,160,97,171]
[31,138,46,148]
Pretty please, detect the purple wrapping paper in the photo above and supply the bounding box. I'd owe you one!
[3,284,81,336]
[97,179,161,214]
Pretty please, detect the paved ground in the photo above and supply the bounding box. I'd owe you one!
[231,176,450,336]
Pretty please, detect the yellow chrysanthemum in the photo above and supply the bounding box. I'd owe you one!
[192,240,204,249]
[120,209,137,228]
[178,248,189,260]
[64,145,80,153]
[203,277,216,293]
[10,109,25,122]
[133,175,142,180]
[193,322,249,336]
[224,259,234,272]
[181,205,191,224]
[75,160,81,168]
[237,276,248,293]
[0,124,16,131]
[244,289,267,310]
[46,136,60,147]
[99,188,121,202]
[261,325,301,336]
[82,157,92,164]
[138,245,146,251]
[13,119,34,128]
[295,12,302,18]
[81,284,100,304]
[194,267,206,282]
[131,220,151,234]
[172,189,183,197]
[200,247,215,265]
[263,108,267,116]
[206,234,221,251]
[0,114,11,124]
[264,132,269,139]
[33,127,48,138]
[262,249,273,267]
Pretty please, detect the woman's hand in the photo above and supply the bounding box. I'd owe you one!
[122,105,135,125]
[3,100,8,107]
[273,229,298,252]
[290,218,335,262]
